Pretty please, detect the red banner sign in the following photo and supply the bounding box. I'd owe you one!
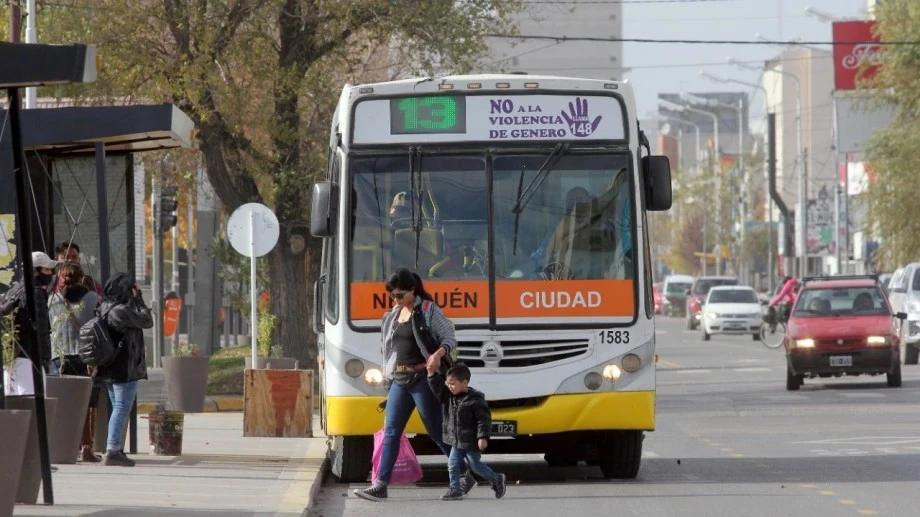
[832,20,880,91]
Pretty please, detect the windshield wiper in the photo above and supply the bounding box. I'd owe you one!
[511,143,568,255]
[409,146,423,269]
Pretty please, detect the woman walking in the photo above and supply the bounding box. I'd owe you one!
[95,273,153,467]
[47,262,101,461]
[354,268,465,502]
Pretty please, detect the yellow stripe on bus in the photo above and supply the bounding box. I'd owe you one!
[325,391,655,436]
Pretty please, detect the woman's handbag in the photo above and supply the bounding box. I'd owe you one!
[370,429,423,484]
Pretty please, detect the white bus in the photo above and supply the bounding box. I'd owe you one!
[310,74,671,482]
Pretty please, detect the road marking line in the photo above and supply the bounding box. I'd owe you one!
[642,451,661,458]
[676,369,711,374]
[720,448,734,452]
[799,484,817,488]
[733,367,772,372]
[819,490,836,496]
[857,510,879,515]
[709,442,721,446]
[731,453,745,458]
[838,499,856,505]
[658,359,682,369]
[839,393,885,399]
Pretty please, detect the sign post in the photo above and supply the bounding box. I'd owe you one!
[227,203,279,368]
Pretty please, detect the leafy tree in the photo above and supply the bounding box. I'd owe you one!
[863,0,920,268]
[11,0,519,366]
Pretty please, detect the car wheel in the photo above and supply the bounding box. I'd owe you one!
[686,316,693,330]
[905,344,919,365]
[888,362,902,387]
[702,329,710,341]
[752,333,760,341]
[786,365,802,391]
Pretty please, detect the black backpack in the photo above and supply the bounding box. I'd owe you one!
[77,308,118,367]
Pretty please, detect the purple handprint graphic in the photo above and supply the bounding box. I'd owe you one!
[561,97,602,137]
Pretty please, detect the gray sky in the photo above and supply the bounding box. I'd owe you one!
[622,0,869,118]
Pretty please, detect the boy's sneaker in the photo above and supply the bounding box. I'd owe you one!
[103,451,135,467]
[353,484,388,502]
[441,488,465,501]
[491,473,507,499]
[460,470,477,494]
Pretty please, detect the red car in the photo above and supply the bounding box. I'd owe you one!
[785,276,906,391]
[653,283,663,315]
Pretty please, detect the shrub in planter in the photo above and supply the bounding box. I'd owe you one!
[147,404,184,455]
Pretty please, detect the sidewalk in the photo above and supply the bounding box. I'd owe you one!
[13,412,328,517]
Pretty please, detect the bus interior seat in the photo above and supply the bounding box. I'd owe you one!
[392,227,443,275]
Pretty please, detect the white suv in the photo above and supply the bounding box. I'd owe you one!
[888,263,920,364]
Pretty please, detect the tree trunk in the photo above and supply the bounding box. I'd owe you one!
[269,239,320,370]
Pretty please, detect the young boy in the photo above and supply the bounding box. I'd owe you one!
[428,363,507,501]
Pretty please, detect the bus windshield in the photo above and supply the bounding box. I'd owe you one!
[348,150,635,322]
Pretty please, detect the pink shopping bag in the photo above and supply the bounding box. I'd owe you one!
[370,429,423,485]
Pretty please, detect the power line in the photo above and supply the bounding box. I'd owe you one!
[486,34,920,46]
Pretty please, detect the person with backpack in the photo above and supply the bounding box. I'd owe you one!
[354,268,470,502]
[93,273,153,467]
[47,262,101,461]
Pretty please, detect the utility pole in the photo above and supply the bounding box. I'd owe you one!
[24,0,37,108]
[800,148,808,277]
[152,177,163,367]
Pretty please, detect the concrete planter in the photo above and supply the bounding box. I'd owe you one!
[0,409,31,516]
[244,357,298,370]
[6,396,59,504]
[162,356,209,413]
[45,375,93,464]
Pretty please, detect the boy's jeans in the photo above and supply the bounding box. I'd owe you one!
[448,446,498,490]
[105,381,138,452]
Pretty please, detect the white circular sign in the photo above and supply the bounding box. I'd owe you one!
[227,203,280,258]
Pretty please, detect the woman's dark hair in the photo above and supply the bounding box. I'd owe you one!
[385,268,433,301]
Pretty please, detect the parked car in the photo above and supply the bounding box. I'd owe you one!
[686,276,738,330]
[662,274,694,317]
[784,275,905,391]
[653,282,663,315]
[886,263,920,364]
[700,286,762,341]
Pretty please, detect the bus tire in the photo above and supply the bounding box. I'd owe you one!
[330,435,374,483]
[599,430,643,479]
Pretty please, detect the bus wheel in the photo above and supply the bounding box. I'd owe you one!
[330,435,374,483]
[598,430,643,479]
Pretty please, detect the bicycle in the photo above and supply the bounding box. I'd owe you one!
[759,304,788,349]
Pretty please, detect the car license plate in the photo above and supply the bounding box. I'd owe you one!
[830,355,853,367]
[491,420,517,437]
[725,322,744,329]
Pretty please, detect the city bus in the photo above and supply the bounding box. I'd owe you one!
[310,74,671,482]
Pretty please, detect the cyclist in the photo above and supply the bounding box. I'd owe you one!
[767,276,799,330]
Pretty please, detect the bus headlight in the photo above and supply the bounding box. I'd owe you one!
[584,372,603,390]
[602,364,622,382]
[621,353,641,373]
[345,359,365,378]
[364,368,384,385]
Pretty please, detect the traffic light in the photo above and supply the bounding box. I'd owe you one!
[159,186,178,233]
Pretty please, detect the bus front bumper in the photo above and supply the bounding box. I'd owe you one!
[325,391,655,436]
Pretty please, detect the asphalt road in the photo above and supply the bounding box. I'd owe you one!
[310,316,920,517]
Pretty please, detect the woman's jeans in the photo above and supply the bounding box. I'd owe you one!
[376,377,449,483]
[448,447,498,490]
[105,381,138,453]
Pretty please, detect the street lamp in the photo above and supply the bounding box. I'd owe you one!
[729,57,806,279]
[683,92,747,282]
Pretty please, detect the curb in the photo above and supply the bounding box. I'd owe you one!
[302,456,330,516]
[137,396,244,414]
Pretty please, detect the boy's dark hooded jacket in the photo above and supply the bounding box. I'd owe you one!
[428,374,491,450]
[95,273,153,383]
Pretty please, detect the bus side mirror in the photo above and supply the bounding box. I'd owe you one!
[643,155,672,211]
[310,181,336,237]
[896,312,908,320]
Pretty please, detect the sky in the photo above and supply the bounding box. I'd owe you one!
[621,0,870,118]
